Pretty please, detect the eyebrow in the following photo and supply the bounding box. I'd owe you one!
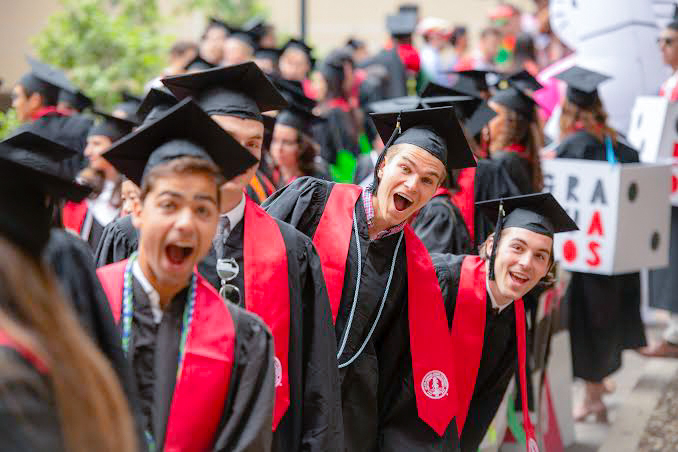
[195,194,218,205]
[158,190,217,205]
[510,237,551,255]
[401,156,443,178]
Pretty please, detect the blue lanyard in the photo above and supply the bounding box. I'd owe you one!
[605,135,617,164]
[121,253,197,450]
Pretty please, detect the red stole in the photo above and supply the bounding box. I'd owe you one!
[30,106,66,121]
[0,330,49,374]
[62,200,88,234]
[450,167,476,244]
[243,197,291,429]
[97,260,235,451]
[313,183,457,436]
[502,143,529,159]
[327,97,351,112]
[454,256,538,451]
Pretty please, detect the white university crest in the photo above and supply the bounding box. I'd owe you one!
[421,370,449,399]
[274,357,283,387]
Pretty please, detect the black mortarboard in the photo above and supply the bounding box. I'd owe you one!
[243,16,268,42]
[162,62,288,122]
[19,57,76,105]
[113,91,142,121]
[387,12,418,37]
[272,77,321,135]
[497,69,543,92]
[454,69,496,93]
[0,133,89,257]
[554,65,611,108]
[136,86,178,124]
[255,47,281,63]
[476,192,578,280]
[368,96,425,113]
[419,81,497,135]
[184,54,218,72]
[102,98,258,187]
[420,81,481,117]
[227,29,258,51]
[490,83,538,119]
[58,89,93,112]
[369,107,476,185]
[464,102,498,137]
[398,3,419,14]
[281,38,316,68]
[88,110,137,142]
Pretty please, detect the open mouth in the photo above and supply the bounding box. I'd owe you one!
[393,193,413,212]
[509,271,529,285]
[165,244,194,266]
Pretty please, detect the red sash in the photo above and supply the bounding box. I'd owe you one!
[243,197,291,429]
[97,260,235,451]
[455,256,538,451]
[0,330,49,374]
[313,184,457,436]
[62,200,88,234]
[30,106,67,121]
[450,167,476,244]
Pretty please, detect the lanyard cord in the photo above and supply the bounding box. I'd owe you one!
[605,135,617,164]
[336,205,404,369]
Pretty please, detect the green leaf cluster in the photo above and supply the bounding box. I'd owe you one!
[0,109,20,140]
[177,0,267,27]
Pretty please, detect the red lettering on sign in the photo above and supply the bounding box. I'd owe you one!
[673,142,678,159]
[586,241,601,267]
[673,174,678,194]
[587,211,604,236]
[563,240,577,263]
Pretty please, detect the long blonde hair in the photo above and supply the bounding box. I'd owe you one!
[0,237,137,452]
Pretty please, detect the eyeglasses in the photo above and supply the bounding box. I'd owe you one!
[216,257,241,305]
[658,37,676,46]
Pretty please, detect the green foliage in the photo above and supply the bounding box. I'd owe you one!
[0,109,20,140]
[178,0,267,27]
[32,0,171,110]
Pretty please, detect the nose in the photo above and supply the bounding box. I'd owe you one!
[403,174,419,193]
[174,207,197,235]
[517,251,532,269]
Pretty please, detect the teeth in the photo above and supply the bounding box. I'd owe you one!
[398,193,413,202]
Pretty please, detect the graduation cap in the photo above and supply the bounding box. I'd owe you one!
[113,91,143,120]
[420,81,481,117]
[369,106,477,187]
[227,28,259,51]
[162,62,288,122]
[497,69,543,92]
[243,16,268,42]
[368,96,425,113]
[184,54,218,72]
[465,102,498,137]
[88,110,137,142]
[272,77,321,135]
[387,12,418,38]
[136,86,178,124]
[281,38,316,68]
[455,70,497,93]
[489,81,538,120]
[19,57,76,105]
[1,131,91,202]
[476,192,578,280]
[554,65,611,108]
[419,81,497,135]
[102,98,258,187]
[254,47,282,63]
[58,89,93,112]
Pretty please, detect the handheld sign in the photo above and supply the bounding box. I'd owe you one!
[542,159,670,275]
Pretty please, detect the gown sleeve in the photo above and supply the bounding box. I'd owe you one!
[412,199,472,255]
[214,306,275,452]
[94,215,139,268]
[0,347,65,452]
[296,233,344,451]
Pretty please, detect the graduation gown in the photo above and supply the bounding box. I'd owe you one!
[557,130,646,381]
[649,207,678,313]
[491,151,533,195]
[263,177,460,452]
[314,102,361,165]
[432,254,519,452]
[94,214,139,268]
[352,151,378,187]
[61,200,108,251]
[0,335,64,452]
[98,262,275,451]
[198,199,343,452]
[412,191,472,255]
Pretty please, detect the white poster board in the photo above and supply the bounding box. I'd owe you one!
[542,159,671,275]
[627,95,678,205]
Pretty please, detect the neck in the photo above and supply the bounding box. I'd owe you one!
[220,187,243,213]
[280,166,301,183]
[137,252,187,310]
[368,192,394,239]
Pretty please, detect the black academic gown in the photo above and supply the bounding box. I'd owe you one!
[263,177,460,452]
[128,279,274,451]
[557,130,646,381]
[94,215,139,268]
[12,112,91,179]
[314,106,360,165]
[358,48,408,99]
[491,151,533,195]
[353,152,378,186]
[0,347,64,452]
[198,216,343,452]
[432,254,518,452]
[412,195,472,255]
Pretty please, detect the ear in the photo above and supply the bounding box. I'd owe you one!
[131,200,144,230]
[27,92,44,111]
[377,158,386,180]
[485,234,495,256]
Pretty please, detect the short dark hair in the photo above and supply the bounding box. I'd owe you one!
[140,156,224,203]
[667,20,678,32]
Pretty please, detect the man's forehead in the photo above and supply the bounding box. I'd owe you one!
[395,145,445,175]
[502,227,553,248]
[151,174,217,197]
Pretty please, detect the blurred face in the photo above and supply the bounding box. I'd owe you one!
[254,57,275,74]
[223,38,254,66]
[487,228,552,304]
[210,115,264,203]
[134,172,219,298]
[120,180,141,217]
[311,71,328,101]
[659,28,678,69]
[480,33,500,61]
[200,26,227,64]
[279,47,311,81]
[270,124,300,171]
[84,135,118,180]
[487,100,509,144]
[12,84,41,122]
[375,144,445,227]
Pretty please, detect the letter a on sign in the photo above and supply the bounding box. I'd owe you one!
[587,211,604,236]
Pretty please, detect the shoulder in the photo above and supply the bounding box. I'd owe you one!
[103,215,137,242]
[227,303,274,351]
[418,197,454,220]
[556,130,598,157]
[44,228,92,266]
[431,253,466,285]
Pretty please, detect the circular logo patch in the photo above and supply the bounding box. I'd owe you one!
[528,438,539,452]
[421,370,449,399]
[274,357,283,387]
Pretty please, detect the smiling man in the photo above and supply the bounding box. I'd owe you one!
[96,99,275,451]
[264,106,476,451]
[432,193,577,452]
